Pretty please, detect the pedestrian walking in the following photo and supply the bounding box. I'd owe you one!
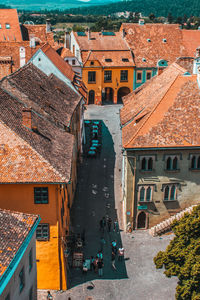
[114,219,119,233]
[111,251,116,270]
[118,247,124,261]
[97,259,104,277]
[47,291,53,300]
[99,219,103,232]
[97,250,103,260]
[107,217,112,232]
[90,256,95,271]
[111,240,117,254]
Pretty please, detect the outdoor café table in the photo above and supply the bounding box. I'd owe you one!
[93,121,100,125]
[92,139,99,143]
[90,146,97,151]
[88,150,96,157]
[92,125,98,129]
[85,120,91,124]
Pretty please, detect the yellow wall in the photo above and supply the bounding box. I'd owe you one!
[82,62,134,105]
[0,183,70,290]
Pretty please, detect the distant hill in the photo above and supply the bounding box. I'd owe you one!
[1,0,118,11]
[67,0,200,17]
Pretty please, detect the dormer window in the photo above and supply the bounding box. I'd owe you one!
[105,58,112,62]
[5,23,10,29]
[147,38,151,42]
[163,38,167,43]
[122,58,129,62]
[142,58,146,62]
[90,61,94,66]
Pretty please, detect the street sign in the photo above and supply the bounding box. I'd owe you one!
[126,211,131,216]
[138,205,147,210]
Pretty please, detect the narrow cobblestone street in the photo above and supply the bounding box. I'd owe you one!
[38,105,177,300]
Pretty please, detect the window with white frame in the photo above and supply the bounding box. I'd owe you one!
[138,185,153,202]
[166,156,179,171]
[190,155,200,169]
[141,157,153,171]
[163,184,177,201]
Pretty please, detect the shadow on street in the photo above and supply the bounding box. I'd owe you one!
[68,120,128,288]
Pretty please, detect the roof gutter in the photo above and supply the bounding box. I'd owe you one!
[123,146,200,151]
[0,216,41,295]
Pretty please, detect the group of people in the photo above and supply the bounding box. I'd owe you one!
[111,240,125,269]
[83,251,104,277]
[99,216,119,233]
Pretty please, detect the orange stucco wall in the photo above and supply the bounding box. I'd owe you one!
[82,62,134,105]
[0,183,70,290]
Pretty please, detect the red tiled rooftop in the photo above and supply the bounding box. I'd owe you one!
[120,62,199,148]
[121,23,188,67]
[0,9,22,42]
[0,209,39,278]
[182,30,200,57]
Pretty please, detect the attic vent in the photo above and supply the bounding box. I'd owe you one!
[142,58,146,62]
[122,58,129,62]
[183,71,191,76]
[90,61,94,65]
[163,38,167,43]
[147,38,151,42]
[105,58,112,62]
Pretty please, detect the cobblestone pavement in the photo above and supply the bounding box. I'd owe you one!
[38,105,177,300]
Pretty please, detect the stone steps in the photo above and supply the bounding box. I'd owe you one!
[149,204,198,237]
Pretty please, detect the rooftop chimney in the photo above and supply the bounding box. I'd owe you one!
[122,28,126,39]
[88,28,91,40]
[138,19,145,25]
[46,19,51,33]
[64,31,71,49]
[22,107,32,129]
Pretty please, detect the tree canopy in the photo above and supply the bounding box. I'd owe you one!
[154,205,200,300]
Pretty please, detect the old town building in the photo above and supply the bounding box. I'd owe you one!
[60,46,82,76]
[0,9,55,79]
[120,23,200,90]
[0,209,40,300]
[67,30,134,104]
[121,54,200,230]
[0,63,83,290]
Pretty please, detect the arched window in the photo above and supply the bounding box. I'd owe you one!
[191,156,196,169]
[173,157,178,170]
[146,187,151,202]
[140,187,145,202]
[197,156,200,169]
[166,157,171,170]
[170,185,176,200]
[141,158,146,170]
[148,157,153,170]
[164,186,169,200]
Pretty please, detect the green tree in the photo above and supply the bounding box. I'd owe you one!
[149,13,156,22]
[154,205,200,300]
[167,12,174,23]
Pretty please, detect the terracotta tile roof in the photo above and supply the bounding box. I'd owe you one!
[0,9,22,42]
[60,47,75,58]
[0,71,75,183]
[21,24,54,47]
[74,31,129,51]
[121,62,193,148]
[1,63,81,128]
[0,209,39,278]
[175,57,194,74]
[82,50,134,67]
[182,30,200,57]
[121,23,188,67]
[41,43,75,82]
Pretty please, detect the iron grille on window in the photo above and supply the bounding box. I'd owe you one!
[34,187,48,204]
[88,71,96,83]
[36,223,49,241]
[120,70,128,81]
[104,71,112,82]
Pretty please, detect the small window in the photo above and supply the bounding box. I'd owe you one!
[190,155,200,169]
[122,58,129,62]
[5,23,10,29]
[29,249,33,272]
[88,71,96,83]
[166,157,171,170]
[164,185,177,201]
[146,72,151,80]
[72,59,75,65]
[19,267,25,293]
[90,61,94,66]
[38,58,41,62]
[29,286,33,300]
[146,187,151,202]
[138,186,153,202]
[104,70,112,82]
[105,58,112,62]
[139,187,145,202]
[141,157,153,171]
[34,187,48,204]
[36,223,49,241]
[120,70,128,82]
[136,72,142,82]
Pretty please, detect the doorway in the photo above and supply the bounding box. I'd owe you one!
[88,90,95,104]
[137,211,147,229]
[117,87,130,103]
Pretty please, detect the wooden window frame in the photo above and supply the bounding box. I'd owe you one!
[136,71,142,83]
[120,70,128,82]
[104,70,112,82]
[88,71,96,84]
[146,71,152,81]
[36,223,50,241]
[34,187,48,204]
